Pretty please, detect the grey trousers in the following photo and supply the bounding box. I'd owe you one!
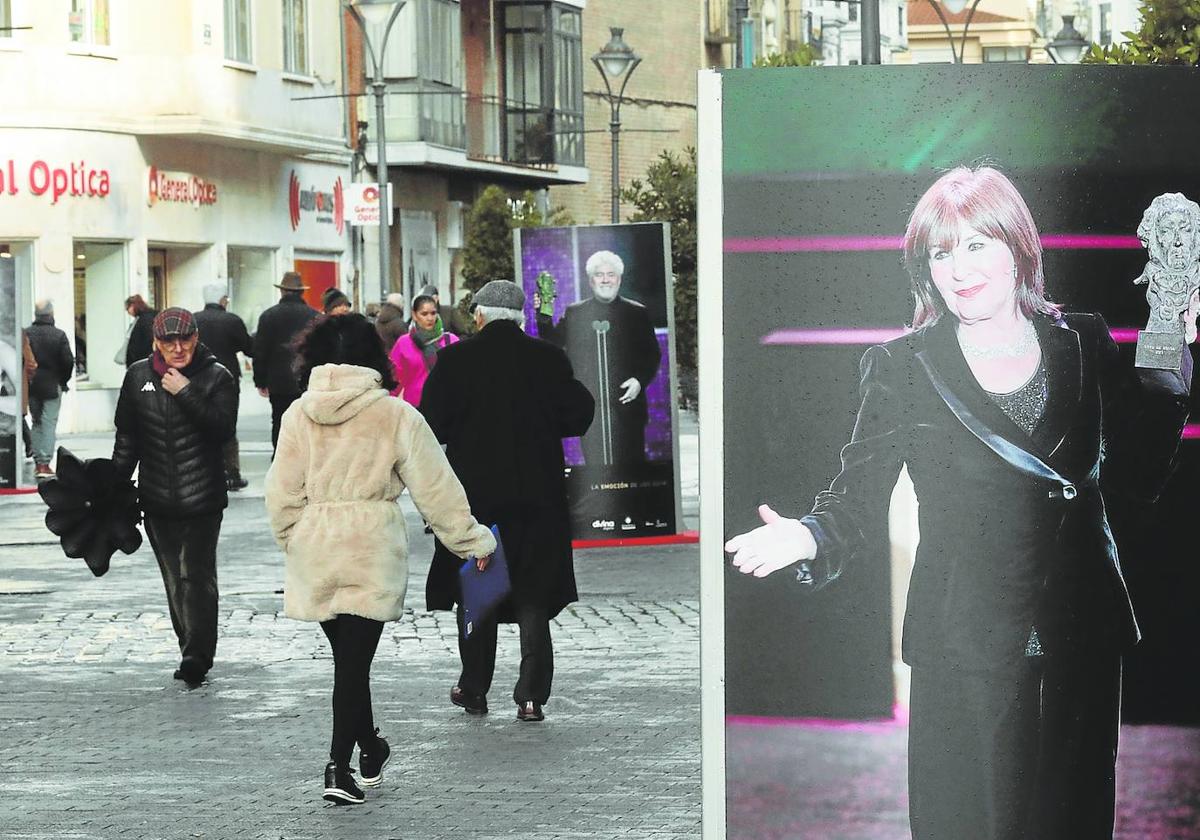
[28,395,61,467]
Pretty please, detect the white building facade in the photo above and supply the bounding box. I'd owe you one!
[1,0,353,432]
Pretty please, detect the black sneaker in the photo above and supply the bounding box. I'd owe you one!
[359,730,391,787]
[323,762,365,805]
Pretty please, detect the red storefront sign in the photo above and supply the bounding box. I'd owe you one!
[147,166,218,208]
[0,159,111,204]
[288,170,345,235]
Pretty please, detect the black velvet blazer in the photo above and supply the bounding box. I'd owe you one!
[799,312,1191,669]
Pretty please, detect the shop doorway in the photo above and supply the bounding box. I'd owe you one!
[73,240,127,389]
[228,246,277,335]
[146,243,211,311]
[293,255,339,312]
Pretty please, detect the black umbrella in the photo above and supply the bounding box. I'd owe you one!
[38,446,142,576]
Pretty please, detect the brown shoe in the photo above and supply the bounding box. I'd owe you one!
[34,464,54,480]
[516,701,544,722]
[450,685,488,715]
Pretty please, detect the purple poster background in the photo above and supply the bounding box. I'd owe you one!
[516,223,679,539]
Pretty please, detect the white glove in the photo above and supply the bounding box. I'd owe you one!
[618,377,642,404]
[725,504,817,578]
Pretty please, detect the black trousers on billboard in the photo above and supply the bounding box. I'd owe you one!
[320,614,384,767]
[580,405,646,466]
[907,653,1122,840]
[144,513,223,674]
[456,602,554,705]
[269,393,299,454]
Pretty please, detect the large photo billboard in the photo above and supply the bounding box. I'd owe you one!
[516,222,681,541]
[0,253,19,489]
[703,66,1200,838]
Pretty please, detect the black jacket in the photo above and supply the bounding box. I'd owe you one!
[421,319,595,617]
[252,294,319,396]
[799,313,1190,668]
[112,345,238,518]
[375,302,407,352]
[125,310,157,367]
[26,314,73,400]
[193,304,253,379]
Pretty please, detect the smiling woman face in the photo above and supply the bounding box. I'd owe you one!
[928,222,1020,326]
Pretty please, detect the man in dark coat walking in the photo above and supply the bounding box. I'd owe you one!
[26,300,73,479]
[252,272,319,451]
[536,250,661,466]
[194,284,253,490]
[112,308,239,685]
[421,280,594,722]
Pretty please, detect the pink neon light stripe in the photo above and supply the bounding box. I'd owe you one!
[724,234,1142,254]
[761,326,1141,346]
[1183,424,1200,439]
[727,704,909,730]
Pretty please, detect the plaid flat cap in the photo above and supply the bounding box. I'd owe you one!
[152,307,198,339]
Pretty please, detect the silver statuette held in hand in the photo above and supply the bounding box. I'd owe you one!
[1133,193,1200,370]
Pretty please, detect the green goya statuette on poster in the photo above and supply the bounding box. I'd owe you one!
[535,270,557,317]
[1134,193,1200,371]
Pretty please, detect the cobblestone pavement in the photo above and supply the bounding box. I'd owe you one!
[0,414,701,839]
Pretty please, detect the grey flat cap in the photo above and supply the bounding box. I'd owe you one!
[470,279,525,312]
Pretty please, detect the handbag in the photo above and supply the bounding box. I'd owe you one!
[112,322,133,365]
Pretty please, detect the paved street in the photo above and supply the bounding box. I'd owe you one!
[0,411,701,839]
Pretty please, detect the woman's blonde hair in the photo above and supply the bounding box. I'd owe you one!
[903,166,1060,329]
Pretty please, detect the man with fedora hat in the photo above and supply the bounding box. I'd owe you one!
[420,280,594,722]
[253,271,319,451]
[112,306,239,684]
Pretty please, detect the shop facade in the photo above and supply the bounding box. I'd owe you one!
[0,127,351,433]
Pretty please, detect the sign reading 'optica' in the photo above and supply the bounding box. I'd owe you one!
[146,166,218,208]
[0,159,111,204]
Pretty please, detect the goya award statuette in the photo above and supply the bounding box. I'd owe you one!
[1133,193,1200,370]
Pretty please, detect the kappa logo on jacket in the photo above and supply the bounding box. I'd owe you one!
[140,381,155,392]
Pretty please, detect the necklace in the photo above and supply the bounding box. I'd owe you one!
[958,320,1038,359]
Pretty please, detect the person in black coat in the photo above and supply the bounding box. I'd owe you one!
[124,294,157,367]
[374,292,408,352]
[252,272,319,451]
[726,167,1195,840]
[26,300,74,478]
[112,307,239,685]
[194,284,254,490]
[421,280,594,722]
[536,250,661,466]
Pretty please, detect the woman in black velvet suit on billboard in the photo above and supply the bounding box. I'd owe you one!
[726,166,1197,840]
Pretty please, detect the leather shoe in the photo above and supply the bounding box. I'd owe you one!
[172,655,207,685]
[516,701,544,722]
[226,475,249,491]
[450,685,488,715]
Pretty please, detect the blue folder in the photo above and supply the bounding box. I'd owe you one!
[459,524,511,639]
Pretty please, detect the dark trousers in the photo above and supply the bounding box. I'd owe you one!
[908,654,1122,840]
[222,436,241,479]
[269,393,299,454]
[320,614,384,767]
[581,410,646,466]
[144,513,223,673]
[456,602,554,705]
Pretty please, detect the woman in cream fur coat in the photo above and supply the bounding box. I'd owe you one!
[265,314,494,805]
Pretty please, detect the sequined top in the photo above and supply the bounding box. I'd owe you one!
[985,361,1048,438]
[985,360,1049,656]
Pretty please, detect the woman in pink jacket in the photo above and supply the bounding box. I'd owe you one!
[389,294,459,407]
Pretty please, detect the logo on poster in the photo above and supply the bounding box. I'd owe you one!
[146,166,217,208]
[0,159,111,204]
[288,171,345,235]
[343,182,393,226]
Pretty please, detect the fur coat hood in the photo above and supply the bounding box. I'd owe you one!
[264,363,495,623]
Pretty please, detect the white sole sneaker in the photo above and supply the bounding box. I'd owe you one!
[323,787,365,805]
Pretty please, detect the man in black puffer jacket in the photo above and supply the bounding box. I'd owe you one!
[112,307,238,685]
[252,272,319,452]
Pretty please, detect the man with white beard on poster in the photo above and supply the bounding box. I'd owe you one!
[536,250,661,466]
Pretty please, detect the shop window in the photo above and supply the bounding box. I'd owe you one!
[69,0,110,46]
[500,1,584,167]
[224,0,252,63]
[227,246,276,336]
[0,1,12,35]
[72,241,126,388]
[283,0,307,74]
[982,45,1028,63]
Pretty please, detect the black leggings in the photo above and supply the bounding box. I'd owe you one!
[320,614,384,767]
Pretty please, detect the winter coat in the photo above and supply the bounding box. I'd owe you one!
[125,309,157,367]
[389,330,458,407]
[420,319,595,619]
[264,364,495,622]
[252,294,319,396]
[112,345,239,518]
[375,301,408,351]
[193,304,253,379]
[26,314,73,401]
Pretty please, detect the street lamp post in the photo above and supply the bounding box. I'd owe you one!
[345,0,405,297]
[926,0,983,64]
[592,27,642,225]
[1047,15,1088,63]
